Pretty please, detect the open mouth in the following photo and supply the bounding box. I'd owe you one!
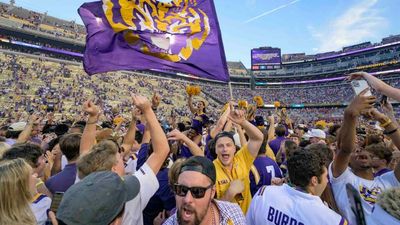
[182,206,194,221]
[221,153,230,161]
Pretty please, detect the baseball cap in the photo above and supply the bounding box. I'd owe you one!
[56,171,140,225]
[8,122,27,132]
[180,156,216,184]
[309,129,326,139]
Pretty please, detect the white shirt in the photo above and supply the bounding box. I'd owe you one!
[246,184,346,225]
[125,157,138,175]
[122,163,159,225]
[31,194,51,225]
[328,163,400,225]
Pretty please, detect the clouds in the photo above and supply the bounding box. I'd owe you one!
[309,0,387,52]
[243,0,300,24]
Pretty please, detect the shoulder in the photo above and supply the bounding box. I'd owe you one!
[32,194,51,205]
[215,200,245,222]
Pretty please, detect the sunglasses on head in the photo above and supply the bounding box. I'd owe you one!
[173,183,213,199]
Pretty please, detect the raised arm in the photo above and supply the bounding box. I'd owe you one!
[234,123,247,147]
[333,89,375,178]
[210,104,230,138]
[228,107,263,158]
[121,107,140,152]
[167,129,204,156]
[79,100,100,156]
[132,95,169,174]
[187,95,197,114]
[17,114,41,143]
[349,72,400,102]
[267,115,275,142]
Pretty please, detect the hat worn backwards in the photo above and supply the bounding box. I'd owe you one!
[56,171,140,225]
[180,156,216,184]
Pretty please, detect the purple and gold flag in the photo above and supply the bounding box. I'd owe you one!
[78,0,229,82]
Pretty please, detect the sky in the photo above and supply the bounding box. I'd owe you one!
[1,0,399,67]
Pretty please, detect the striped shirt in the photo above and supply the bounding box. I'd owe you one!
[163,199,246,225]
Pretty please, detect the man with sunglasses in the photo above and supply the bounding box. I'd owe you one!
[213,107,264,213]
[164,156,246,225]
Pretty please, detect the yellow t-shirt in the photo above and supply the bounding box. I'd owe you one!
[213,145,255,214]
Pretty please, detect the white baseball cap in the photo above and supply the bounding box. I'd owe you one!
[308,129,326,139]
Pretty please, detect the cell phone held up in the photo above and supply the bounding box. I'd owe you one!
[351,80,372,96]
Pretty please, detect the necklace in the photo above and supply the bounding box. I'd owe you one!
[210,203,216,225]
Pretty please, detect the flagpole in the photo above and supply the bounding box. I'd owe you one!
[228,82,233,100]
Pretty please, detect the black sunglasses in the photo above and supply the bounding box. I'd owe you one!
[173,183,213,199]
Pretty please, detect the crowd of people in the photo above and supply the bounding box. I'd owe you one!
[0,2,85,41]
[1,67,400,225]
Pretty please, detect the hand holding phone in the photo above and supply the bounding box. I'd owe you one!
[351,80,372,96]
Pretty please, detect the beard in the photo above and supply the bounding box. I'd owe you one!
[177,198,212,225]
[177,204,202,225]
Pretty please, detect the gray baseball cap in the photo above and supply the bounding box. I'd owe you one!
[56,171,140,225]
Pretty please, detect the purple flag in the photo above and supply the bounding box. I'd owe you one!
[78,0,229,82]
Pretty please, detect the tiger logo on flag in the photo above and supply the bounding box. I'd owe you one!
[103,0,211,62]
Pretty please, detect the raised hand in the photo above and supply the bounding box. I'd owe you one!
[228,108,246,126]
[131,106,142,121]
[345,88,376,117]
[83,100,100,117]
[167,129,186,141]
[347,71,370,81]
[28,113,41,125]
[131,94,152,113]
[151,93,161,109]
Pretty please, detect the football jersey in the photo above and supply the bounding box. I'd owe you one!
[249,156,283,196]
[246,184,347,225]
[328,163,400,225]
[31,193,51,225]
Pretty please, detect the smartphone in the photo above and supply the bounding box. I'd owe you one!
[50,192,64,213]
[351,80,372,96]
[346,183,366,225]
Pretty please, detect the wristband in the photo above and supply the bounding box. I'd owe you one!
[384,128,398,135]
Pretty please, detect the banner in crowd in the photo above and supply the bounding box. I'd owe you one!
[78,0,229,82]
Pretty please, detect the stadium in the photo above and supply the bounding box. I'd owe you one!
[1,1,400,125]
[0,1,400,225]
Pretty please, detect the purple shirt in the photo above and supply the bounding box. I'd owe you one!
[268,136,286,156]
[143,168,175,225]
[250,156,283,196]
[45,163,77,194]
[136,143,149,170]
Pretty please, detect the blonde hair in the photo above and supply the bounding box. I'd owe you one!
[168,158,186,187]
[77,140,119,179]
[377,188,400,220]
[0,142,11,158]
[0,158,36,225]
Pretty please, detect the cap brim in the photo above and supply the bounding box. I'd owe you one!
[123,175,140,201]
